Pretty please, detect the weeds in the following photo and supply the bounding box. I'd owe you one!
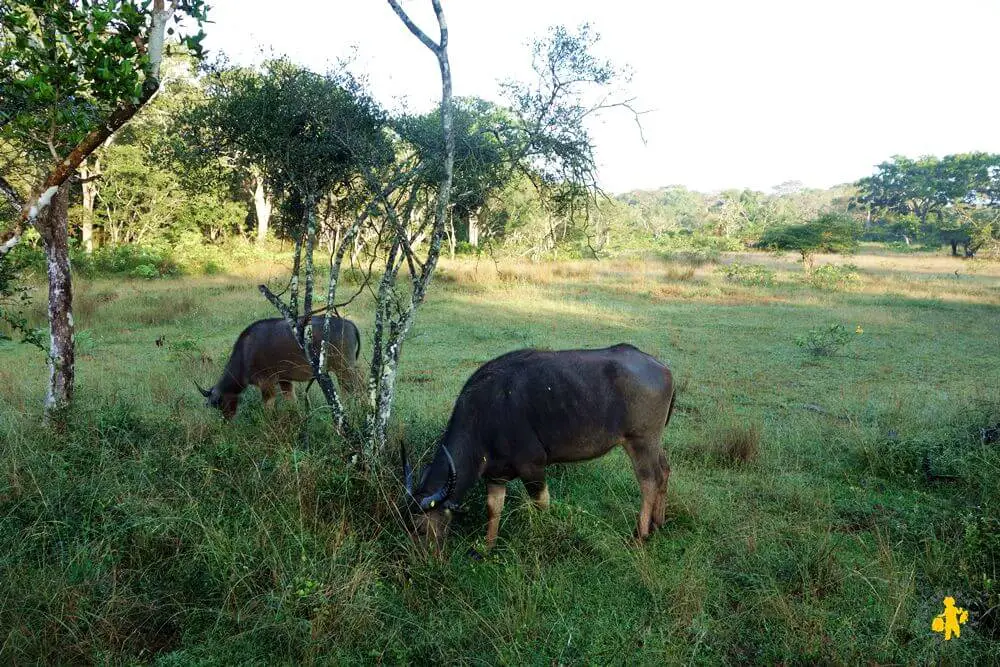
[807,263,862,290]
[718,261,776,287]
[795,323,857,356]
[700,417,762,466]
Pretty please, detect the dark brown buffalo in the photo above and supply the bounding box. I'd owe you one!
[197,316,362,420]
[403,343,675,550]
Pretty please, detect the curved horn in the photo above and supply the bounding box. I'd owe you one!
[419,446,457,511]
[194,381,211,398]
[401,444,414,498]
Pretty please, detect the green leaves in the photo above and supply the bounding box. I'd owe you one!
[760,212,861,256]
[0,0,209,164]
[191,58,389,202]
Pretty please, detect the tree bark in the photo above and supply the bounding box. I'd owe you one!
[35,184,74,421]
[80,157,98,253]
[253,173,272,243]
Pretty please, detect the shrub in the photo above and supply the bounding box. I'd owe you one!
[795,323,857,356]
[718,262,775,287]
[760,212,861,267]
[130,263,161,280]
[807,263,861,290]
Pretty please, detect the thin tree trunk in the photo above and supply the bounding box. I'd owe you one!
[35,184,74,421]
[253,175,272,243]
[80,157,98,254]
[448,209,456,258]
[468,210,479,246]
[372,0,455,460]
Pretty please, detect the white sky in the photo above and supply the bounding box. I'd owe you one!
[201,0,1000,194]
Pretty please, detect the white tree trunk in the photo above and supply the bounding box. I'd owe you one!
[468,210,479,246]
[372,0,456,460]
[253,175,272,243]
[80,158,98,254]
[36,184,74,420]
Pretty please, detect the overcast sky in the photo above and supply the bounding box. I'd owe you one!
[201,0,1000,194]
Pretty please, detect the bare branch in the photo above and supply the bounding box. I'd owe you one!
[386,0,442,53]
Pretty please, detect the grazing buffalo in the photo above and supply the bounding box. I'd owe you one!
[196,315,362,420]
[402,343,675,551]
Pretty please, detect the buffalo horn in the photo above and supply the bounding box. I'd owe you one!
[419,445,457,511]
[194,381,211,398]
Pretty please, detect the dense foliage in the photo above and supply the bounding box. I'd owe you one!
[857,153,1000,256]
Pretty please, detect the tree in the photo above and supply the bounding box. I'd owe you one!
[759,212,860,269]
[856,153,1000,249]
[939,204,1000,258]
[0,0,208,420]
[399,97,519,250]
[192,57,391,427]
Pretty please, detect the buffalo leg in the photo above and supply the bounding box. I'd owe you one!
[260,383,276,409]
[523,477,550,510]
[485,482,507,548]
[651,450,670,530]
[623,438,665,540]
[280,381,295,402]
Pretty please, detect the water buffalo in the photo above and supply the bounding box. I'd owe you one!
[196,315,362,420]
[402,343,675,551]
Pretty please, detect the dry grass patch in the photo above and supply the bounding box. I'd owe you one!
[693,416,762,467]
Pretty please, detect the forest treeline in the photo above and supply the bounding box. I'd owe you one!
[4,51,1000,280]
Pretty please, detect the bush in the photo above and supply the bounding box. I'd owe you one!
[718,262,775,287]
[129,263,160,280]
[795,323,859,356]
[807,263,861,290]
[760,212,861,265]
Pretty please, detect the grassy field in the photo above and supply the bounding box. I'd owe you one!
[1,248,999,664]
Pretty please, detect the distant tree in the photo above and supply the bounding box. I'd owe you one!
[710,189,786,242]
[856,153,1000,249]
[938,204,1000,258]
[760,212,860,269]
[0,0,208,420]
[399,97,518,251]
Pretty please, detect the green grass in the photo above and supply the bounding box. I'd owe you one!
[1,251,999,663]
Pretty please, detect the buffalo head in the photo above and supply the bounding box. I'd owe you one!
[401,443,458,552]
[195,381,237,420]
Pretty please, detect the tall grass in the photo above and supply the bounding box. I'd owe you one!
[1,249,999,662]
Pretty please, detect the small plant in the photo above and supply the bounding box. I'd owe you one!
[129,263,160,280]
[74,329,97,354]
[718,262,775,287]
[807,263,861,290]
[795,323,859,356]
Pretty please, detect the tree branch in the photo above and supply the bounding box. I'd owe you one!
[387,0,441,53]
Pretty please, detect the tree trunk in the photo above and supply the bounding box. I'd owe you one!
[35,184,74,421]
[468,210,479,247]
[448,209,456,258]
[372,0,455,461]
[253,176,272,243]
[80,158,98,254]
